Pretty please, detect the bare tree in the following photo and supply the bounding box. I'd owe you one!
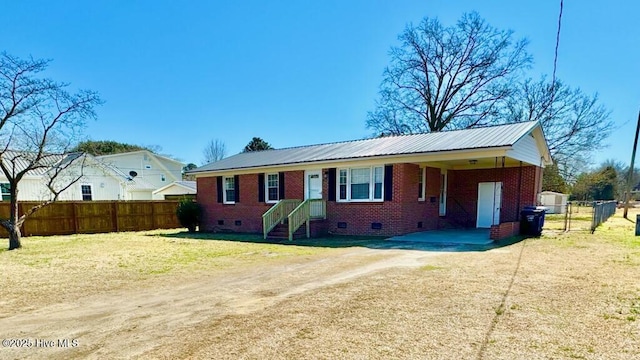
[367,12,531,135]
[503,77,613,180]
[0,52,101,250]
[202,139,226,164]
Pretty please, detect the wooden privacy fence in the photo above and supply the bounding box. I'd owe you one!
[0,200,181,237]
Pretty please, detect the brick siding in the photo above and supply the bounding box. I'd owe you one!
[490,221,521,240]
[446,165,540,227]
[198,171,303,233]
[197,163,542,237]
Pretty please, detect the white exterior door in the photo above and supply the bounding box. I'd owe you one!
[305,170,323,217]
[439,169,447,216]
[477,182,502,228]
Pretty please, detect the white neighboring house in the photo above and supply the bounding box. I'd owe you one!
[153,181,197,200]
[0,150,185,202]
[96,150,184,200]
[0,150,82,202]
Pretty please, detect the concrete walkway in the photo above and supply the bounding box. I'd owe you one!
[387,228,492,245]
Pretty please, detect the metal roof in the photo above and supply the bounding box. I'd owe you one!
[96,150,184,165]
[191,121,541,173]
[0,150,75,177]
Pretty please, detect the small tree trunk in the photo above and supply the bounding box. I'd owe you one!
[7,182,23,250]
[8,225,22,250]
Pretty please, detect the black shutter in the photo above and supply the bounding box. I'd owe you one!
[278,172,285,199]
[327,168,336,201]
[234,175,240,202]
[216,176,223,203]
[384,165,393,201]
[258,173,265,202]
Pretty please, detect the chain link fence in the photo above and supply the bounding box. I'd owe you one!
[542,201,618,233]
[590,201,617,233]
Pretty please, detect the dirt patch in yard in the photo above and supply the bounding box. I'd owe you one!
[1,210,639,359]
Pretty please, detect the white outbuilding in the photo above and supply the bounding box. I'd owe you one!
[540,191,569,214]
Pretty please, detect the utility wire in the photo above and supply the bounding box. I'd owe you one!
[550,0,564,104]
[538,0,564,123]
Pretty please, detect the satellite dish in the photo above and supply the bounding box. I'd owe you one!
[129,171,138,178]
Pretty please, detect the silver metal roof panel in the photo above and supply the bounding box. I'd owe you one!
[192,121,539,173]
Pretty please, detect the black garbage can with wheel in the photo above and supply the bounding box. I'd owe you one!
[520,206,546,236]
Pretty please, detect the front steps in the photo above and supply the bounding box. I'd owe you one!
[266,221,306,240]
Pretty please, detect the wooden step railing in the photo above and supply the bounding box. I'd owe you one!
[287,199,326,240]
[262,199,301,239]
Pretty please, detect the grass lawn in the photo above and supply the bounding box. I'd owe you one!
[0,209,639,359]
[0,230,335,315]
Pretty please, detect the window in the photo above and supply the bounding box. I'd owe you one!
[223,176,235,204]
[338,169,347,200]
[418,167,425,201]
[373,167,383,200]
[81,184,93,201]
[336,166,384,202]
[1,183,10,201]
[350,168,370,200]
[266,173,279,202]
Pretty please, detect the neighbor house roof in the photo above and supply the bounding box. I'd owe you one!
[152,181,197,195]
[191,121,548,174]
[96,150,184,165]
[0,150,80,177]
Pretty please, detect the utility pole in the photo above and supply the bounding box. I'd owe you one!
[624,109,640,219]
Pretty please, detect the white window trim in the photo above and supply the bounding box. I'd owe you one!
[336,166,384,202]
[81,184,93,201]
[265,173,279,204]
[1,182,11,201]
[418,167,426,201]
[223,176,235,204]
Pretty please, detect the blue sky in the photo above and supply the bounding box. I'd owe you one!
[3,1,638,168]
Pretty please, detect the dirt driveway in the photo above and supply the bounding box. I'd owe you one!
[1,212,639,359]
[1,244,439,359]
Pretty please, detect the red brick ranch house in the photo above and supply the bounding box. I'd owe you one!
[190,121,552,241]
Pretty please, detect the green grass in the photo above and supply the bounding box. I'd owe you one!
[1,229,338,277]
[419,264,442,271]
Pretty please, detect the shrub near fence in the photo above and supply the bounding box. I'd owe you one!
[0,200,181,238]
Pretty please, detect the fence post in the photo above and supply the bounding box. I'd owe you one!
[563,203,569,232]
[591,202,596,234]
[151,202,156,230]
[568,202,572,231]
[72,202,79,234]
[19,202,27,236]
[111,202,119,232]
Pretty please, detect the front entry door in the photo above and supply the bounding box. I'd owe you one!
[439,169,448,216]
[476,182,502,228]
[305,170,322,217]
